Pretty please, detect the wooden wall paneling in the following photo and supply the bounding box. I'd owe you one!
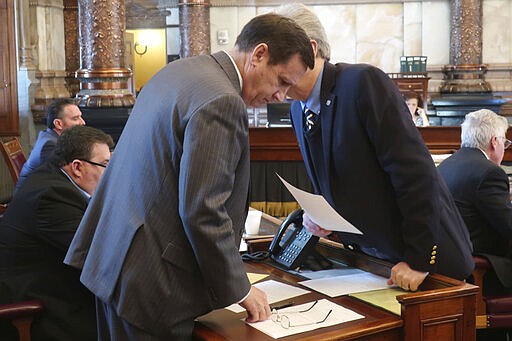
[0,0,19,135]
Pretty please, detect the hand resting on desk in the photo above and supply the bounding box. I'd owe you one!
[387,261,428,291]
[303,213,428,291]
[239,286,271,323]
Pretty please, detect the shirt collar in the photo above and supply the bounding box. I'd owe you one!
[223,50,243,90]
[60,168,91,201]
[300,64,324,115]
[477,148,490,160]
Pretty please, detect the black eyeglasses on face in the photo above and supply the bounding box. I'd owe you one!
[78,159,107,168]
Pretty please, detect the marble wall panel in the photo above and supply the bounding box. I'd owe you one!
[35,2,66,71]
[356,3,403,72]
[482,0,511,64]
[50,5,66,70]
[36,7,48,70]
[208,1,512,72]
[422,1,450,66]
[403,2,422,56]
[312,5,356,64]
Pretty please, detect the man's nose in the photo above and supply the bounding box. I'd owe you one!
[273,90,287,102]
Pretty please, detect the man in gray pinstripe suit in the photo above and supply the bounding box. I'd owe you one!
[64,13,314,340]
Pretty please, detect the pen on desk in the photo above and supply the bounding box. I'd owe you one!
[270,302,294,310]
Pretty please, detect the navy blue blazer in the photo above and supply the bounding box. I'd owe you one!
[16,128,59,191]
[290,61,474,280]
[438,147,512,288]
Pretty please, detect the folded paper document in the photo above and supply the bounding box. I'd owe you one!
[277,174,362,234]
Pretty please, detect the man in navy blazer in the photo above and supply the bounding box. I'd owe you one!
[0,126,113,340]
[438,109,512,295]
[16,98,85,191]
[276,4,474,291]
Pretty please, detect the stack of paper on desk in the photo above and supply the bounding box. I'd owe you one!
[247,299,364,338]
[225,280,310,313]
[298,272,392,297]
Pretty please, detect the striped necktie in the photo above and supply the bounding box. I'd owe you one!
[305,108,318,131]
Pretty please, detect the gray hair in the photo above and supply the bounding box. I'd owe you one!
[274,3,331,61]
[461,109,509,149]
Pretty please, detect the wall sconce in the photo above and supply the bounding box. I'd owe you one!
[134,42,147,56]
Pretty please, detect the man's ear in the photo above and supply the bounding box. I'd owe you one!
[490,136,499,150]
[53,118,63,131]
[251,43,269,66]
[310,39,319,57]
[69,159,83,178]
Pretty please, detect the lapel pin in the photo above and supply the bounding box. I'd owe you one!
[326,99,331,106]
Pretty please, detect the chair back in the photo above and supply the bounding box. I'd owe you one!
[0,300,44,341]
[0,137,27,184]
[472,255,512,330]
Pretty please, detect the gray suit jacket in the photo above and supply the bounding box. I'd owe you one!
[65,52,251,333]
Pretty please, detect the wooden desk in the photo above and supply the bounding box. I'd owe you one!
[387,73,430,106]
[193,239,478,341]
[249,126,512,162]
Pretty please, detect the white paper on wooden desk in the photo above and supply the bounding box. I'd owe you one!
[277,174,362,234]
[225,279,310,313]
[298,272,392,297]
[246,298,364,338]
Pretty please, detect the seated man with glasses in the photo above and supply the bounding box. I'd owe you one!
[0,125,113,341]
[438,109,512,299]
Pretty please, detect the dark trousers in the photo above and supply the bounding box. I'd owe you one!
[476,328,510,341]
[95,297,194,341]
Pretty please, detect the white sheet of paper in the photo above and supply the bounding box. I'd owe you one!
[246,298,364,338]
[277,174,362,234]
[298,272,392,297]
[225,279,310,313]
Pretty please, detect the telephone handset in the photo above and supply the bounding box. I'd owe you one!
[268,208,319,269]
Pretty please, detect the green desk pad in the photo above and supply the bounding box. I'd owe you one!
[350,287,408,316]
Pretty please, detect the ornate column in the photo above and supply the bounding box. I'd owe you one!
[440,0,491,93]
[75,0,134,108]
[63,0,80,97]
[432,0,506,125]
[178,0,210,58]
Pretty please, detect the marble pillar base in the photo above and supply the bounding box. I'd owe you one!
[440,64,492,94]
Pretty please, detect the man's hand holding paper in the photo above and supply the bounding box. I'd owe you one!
[302,213,332,237]
[277,174,362,235]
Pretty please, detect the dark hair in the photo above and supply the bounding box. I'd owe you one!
[234,13,315,70]
[403,91,424,108]
[46,98,79,129]
[52,126,114,167]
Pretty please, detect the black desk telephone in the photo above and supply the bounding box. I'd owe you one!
[268,208,319,269]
